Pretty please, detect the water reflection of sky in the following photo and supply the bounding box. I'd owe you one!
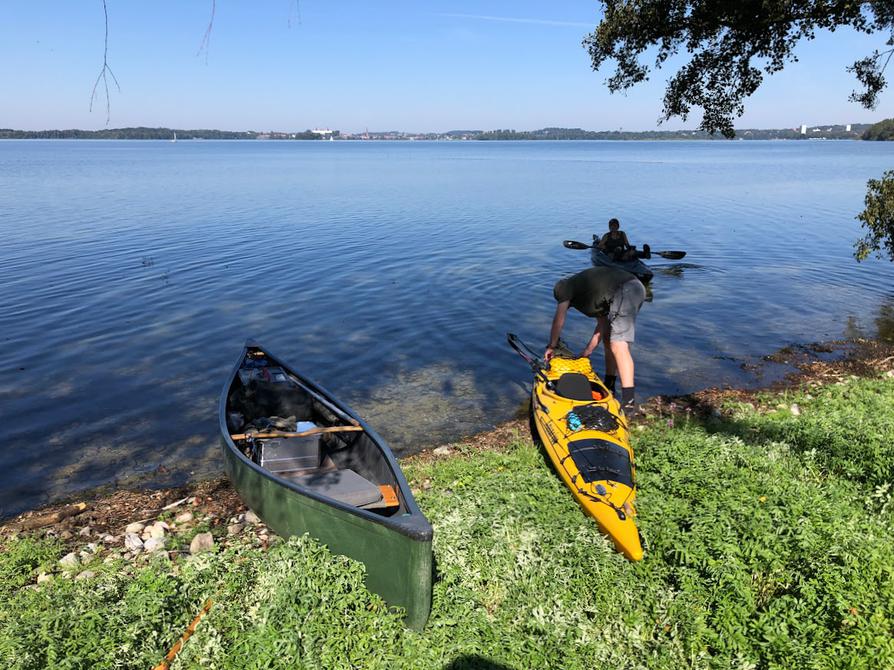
[2,140,894,516]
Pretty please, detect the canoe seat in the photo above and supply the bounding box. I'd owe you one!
[555,373,593,401]
[282,468,384,508]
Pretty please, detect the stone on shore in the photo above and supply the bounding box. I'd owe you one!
[125,522,145,534]
[124,533,144,552]
[175,511,194,524]
[144,538,166,553]
[244,510,260,524]
[59,552,79,569]
[146,523,167,540]
[190,532,214,555]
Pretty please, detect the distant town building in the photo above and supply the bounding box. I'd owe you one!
[846,124,852,132]
[800,125,807,135]
[311,128,334,137]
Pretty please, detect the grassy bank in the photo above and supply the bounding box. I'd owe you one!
[2,372,894,669]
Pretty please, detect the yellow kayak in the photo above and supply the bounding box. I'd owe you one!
[508,334,643,561]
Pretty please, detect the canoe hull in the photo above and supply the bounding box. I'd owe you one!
[220,441,432,628]
[219,343,433,629]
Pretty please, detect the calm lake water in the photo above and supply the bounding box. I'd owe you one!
[2,139,893,517]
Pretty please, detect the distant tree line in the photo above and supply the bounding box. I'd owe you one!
[476,125,872,141]
[0,127,333,140]
[862,118,894,141]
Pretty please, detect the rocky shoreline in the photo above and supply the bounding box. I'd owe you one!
[4,336,893,583]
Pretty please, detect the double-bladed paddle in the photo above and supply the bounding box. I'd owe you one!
[563,239,686,260]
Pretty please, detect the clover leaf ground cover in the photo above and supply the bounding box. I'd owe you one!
[1,376,893,669]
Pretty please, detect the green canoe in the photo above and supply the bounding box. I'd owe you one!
[218,341,433,629]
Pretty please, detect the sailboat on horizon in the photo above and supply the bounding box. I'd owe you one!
[171,131,177,143]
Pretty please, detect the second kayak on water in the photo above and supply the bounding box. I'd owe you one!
[591,247,654,284]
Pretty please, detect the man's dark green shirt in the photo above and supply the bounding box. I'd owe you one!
[553,267,637,317]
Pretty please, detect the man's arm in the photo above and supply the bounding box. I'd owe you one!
[580,319,602,358]
[545,300,570,361]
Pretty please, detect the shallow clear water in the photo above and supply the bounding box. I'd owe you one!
[2,139,893,516]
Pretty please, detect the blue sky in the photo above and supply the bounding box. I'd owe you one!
[2,1,891,132]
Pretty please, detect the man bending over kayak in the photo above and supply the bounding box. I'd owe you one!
[545,266,645,414]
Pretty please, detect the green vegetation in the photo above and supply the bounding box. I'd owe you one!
[585,1,894,137]
[862,118,894,141]
[856,169,894,262]
[476,125,868,141]
[0,127,333,140]
[2,375,893,669]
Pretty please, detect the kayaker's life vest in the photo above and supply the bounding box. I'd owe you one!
[601,230,628,254]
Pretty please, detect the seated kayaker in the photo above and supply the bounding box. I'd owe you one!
[596,218,630,259]
[595,218,650,261]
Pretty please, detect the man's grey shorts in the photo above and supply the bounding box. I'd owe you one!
[607,278,645,342]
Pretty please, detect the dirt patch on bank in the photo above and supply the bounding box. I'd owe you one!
[4,337,893,546]
[641,337,894,420]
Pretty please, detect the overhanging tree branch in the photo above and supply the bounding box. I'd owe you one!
[89,0,120,125]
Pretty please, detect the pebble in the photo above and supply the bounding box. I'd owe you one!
[790,403,802,416]
[102,535,118,544]
[175,511,194,524]
[103,555,118,564]
[37,572,53,585]
[244,510,261,525]
[125,522,145,534]
[146,524,166,540]
[78,526,92,537]
[190,532,214,555]
[75,570,96,581]
[433,446,453,457]
[60,530,73,540]
[124,533,144,552]
[59,552,79,569]
[144,538,166,553]
[227,523,244,536]
[886,370,894,378]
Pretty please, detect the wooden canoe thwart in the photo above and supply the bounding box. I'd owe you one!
[219,341,433,629]
[229,425,364,441]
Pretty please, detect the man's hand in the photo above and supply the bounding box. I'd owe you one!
[544,346,555,362]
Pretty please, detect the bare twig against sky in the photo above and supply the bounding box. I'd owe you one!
[89,0,121,125]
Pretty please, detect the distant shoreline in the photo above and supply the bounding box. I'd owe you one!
[0,123,875,142]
